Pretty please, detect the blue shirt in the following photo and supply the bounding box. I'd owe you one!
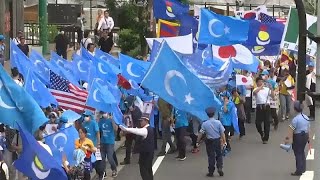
[82,119,99,146]
[99,118,115,145]
[200,118,225,139]
[289,113,310,134]
[220,102,233,126]
[175,110,189,128]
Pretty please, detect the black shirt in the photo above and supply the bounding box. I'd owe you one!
[17,44,29,56]
[98,37,113,53]
[54,34,69,51]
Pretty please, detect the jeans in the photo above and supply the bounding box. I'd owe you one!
[279,94,292,119]
[175,127,187,158]
[292,133,309,174]
[205,138,223,173]
[100,144,117,172]
[160,128,176,153]
[255,105,271,141]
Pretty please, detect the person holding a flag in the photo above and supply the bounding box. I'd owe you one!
[284,101,310,176]
[75,127,97,180]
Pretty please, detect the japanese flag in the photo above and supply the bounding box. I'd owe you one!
[236,74,253,86]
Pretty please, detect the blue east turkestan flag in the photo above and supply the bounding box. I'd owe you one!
[10,40,32,78]
[0,64,48,133]
[244,20,284,46]
[95,48,120,68]
[14,124,68,180]
[149,40,161,63]
[29,50,50,85]
[45,126,79,166]
[24,70,58,108]
[141,41,222,121]
[86,79,117,113]
[198,8,249,46]
[153,0,189,20]
[120,54,151,83]
[71,54,91,82]
[179,49,233,89]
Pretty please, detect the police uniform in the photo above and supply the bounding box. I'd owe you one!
[199,107,225,177]
[120,117,154,180]
[289,102,310,176]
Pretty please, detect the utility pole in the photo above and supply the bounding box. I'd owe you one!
[39,0,48,55]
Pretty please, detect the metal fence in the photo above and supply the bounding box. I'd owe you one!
[24,23,120,47]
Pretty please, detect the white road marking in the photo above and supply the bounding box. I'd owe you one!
[299,171,314,180]
[306,149,314,160]
[152,143,170,175]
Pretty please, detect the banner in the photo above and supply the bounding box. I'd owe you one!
[280,8,317,57]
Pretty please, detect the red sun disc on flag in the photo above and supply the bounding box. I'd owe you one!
[218,46,237,59]
[241,77,248,83]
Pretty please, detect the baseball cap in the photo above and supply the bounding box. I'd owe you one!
[0,35,5,41]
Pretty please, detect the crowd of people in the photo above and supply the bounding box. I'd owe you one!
[0,5,316,180]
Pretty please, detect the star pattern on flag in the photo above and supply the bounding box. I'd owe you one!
[259,13,277,23]
[184,93,194,104]
[224,26,230,34]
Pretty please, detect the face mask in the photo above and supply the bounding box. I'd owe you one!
[84,117,90,121]
[102,114,108,119]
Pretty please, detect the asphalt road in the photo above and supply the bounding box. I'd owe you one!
[112,116,319,180]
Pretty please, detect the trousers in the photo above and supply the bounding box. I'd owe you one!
[139,152,154,180]
[205,138,223,173]
[255,105,271,141]
[175,127,187,158]
[292,132,309,174]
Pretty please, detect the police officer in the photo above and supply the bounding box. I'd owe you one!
[196,107,226,177]
[284,101,310,176]
[120,116,154,180]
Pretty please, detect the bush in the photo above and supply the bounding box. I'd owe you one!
[48,25,59,43]
[118,29,140,54]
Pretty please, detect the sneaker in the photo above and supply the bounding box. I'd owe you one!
[112,171,118,178]
[179,156,186,161]
[263,141,268,144]
[206,172,214,177]
[218,169,224,177]
[102,171,107,179]
[286,115,289,120]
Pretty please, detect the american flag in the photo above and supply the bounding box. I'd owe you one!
[49,71,94,113]
[259,13,277,23]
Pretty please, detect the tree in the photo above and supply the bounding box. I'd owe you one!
[304,0,317,15]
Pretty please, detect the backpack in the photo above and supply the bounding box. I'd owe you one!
[0,162,6,180]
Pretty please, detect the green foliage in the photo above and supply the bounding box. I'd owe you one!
[118,29,140,54]
[128,46,142,58]
[47,25,59,43]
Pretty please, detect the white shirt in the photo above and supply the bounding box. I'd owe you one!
[38,141,53,155]
[81,38,93,49]
[97,16,114,31]
[120,124,149,139]
[254,87,271,105]
[0,162,9,180]
[88,51,95,57]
